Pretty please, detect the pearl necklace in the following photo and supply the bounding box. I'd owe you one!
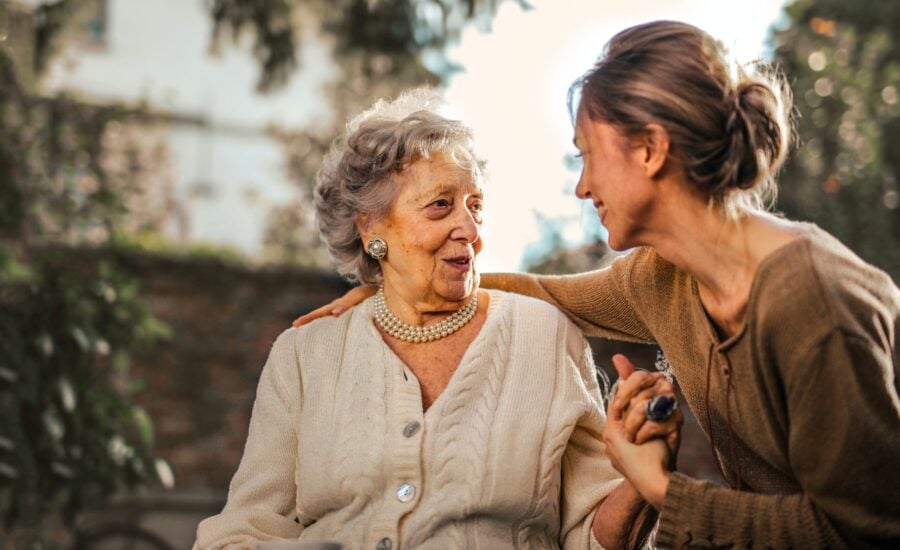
[373,286,478,343]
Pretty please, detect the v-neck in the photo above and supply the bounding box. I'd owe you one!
[363,290,505,418]
[690,227,814,351]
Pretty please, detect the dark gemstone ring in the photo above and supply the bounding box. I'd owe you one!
[645,395,677,422]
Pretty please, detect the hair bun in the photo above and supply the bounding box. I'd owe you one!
[720,78,793,194]
[572,21,795,217]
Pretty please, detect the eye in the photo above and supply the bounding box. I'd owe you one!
[574,151,584,159]
[469,199,484,222]
[429,198,451,208]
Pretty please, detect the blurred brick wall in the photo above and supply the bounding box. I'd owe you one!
[109,251,352,491]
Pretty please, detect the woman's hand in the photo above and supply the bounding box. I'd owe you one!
[292,285,377,327]
[603,418,672,508]
[608,354,682,458]
[603,354,682,508]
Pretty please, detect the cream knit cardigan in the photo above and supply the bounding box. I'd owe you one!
[195,290,621,550]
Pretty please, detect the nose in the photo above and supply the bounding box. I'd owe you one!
[451,205,481,245]
[575,172,590,201]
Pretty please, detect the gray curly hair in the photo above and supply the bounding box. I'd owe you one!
[314,88,486,284]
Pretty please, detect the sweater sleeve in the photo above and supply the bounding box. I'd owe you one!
[558,321,623,550]
[195,329,305,549]
[656,328,900,548]
[481,250,655,344]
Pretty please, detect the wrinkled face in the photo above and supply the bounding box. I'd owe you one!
[365,152,484,306]
[573,109,656,251]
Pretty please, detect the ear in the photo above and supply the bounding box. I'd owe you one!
[641,123,670,179]
[356,212,373,244]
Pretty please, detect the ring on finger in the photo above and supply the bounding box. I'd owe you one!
[645,394,677,422]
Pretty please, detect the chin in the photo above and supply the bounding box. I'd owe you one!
[604,229,635,252]
[606,238,630,252]
[439,273,478,303]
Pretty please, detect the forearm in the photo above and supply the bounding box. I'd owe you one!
[481,272,554,301]
[481,270,653,343]
[657,473,847,548]
[592,480,657,549]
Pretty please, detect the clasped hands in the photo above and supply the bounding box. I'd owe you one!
[604,354,683,509]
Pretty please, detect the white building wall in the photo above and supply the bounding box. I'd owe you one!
[42,0,338,256]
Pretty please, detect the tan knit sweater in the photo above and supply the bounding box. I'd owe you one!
[195,290,622,549]
[485,224,900,548]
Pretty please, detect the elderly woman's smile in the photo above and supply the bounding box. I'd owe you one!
[363,152,484,316]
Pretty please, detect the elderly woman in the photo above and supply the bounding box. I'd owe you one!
[195,91,677,549]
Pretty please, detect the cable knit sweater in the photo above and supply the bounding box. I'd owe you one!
[195,290,622,550]
[485,224,900,548]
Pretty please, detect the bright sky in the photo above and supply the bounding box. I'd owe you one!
[443,0,787,272]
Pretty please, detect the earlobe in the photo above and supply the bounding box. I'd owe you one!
[643,124,670,178]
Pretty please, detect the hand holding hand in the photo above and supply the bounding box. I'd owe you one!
[608,354,683,458]
[603,354,682,508]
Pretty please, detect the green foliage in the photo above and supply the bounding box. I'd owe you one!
[773,0,900,280]
[0,249,170,541]
[210,0,531,91]
[0,48,120,244]
[110,231,250,265]
[0,8,171,541]
[210,0,298,92]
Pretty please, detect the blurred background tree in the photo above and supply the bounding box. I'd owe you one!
[772,0,900,281]
[0,2,175,544]
[1,0,527,544]
[210,0,533,265]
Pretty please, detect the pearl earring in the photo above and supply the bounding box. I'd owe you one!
[367,236,388,260]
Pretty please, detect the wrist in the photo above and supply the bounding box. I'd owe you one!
[644,470,671,509]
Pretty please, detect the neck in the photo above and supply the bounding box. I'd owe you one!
[638,186,800,331]
[653,203,756,299]
[381,283,474,327]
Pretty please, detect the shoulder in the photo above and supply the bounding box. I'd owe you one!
[490,289,591,366]
[269,305,368,375]
[752,225,899,359]
[758,226,898,325]
[491,289,581,334]
[802,227,899,313]
[291,303,364,345]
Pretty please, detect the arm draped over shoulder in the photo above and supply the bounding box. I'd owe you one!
[481,249,655,344]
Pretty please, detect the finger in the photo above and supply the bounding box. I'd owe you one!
[610,371,665,418]
[652,376,678,401]
[620,377,672,415]
[621,383,680,438]
[292,286,377,327]
[602,427,625,472]
[292,302,338,327]
[333,286,377,314]
[611,354,636,380]
[634,420,677,445]
[349,285,378,302]
[667,427,682,457]
[632,412,681,441]
[621,396,653,441]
